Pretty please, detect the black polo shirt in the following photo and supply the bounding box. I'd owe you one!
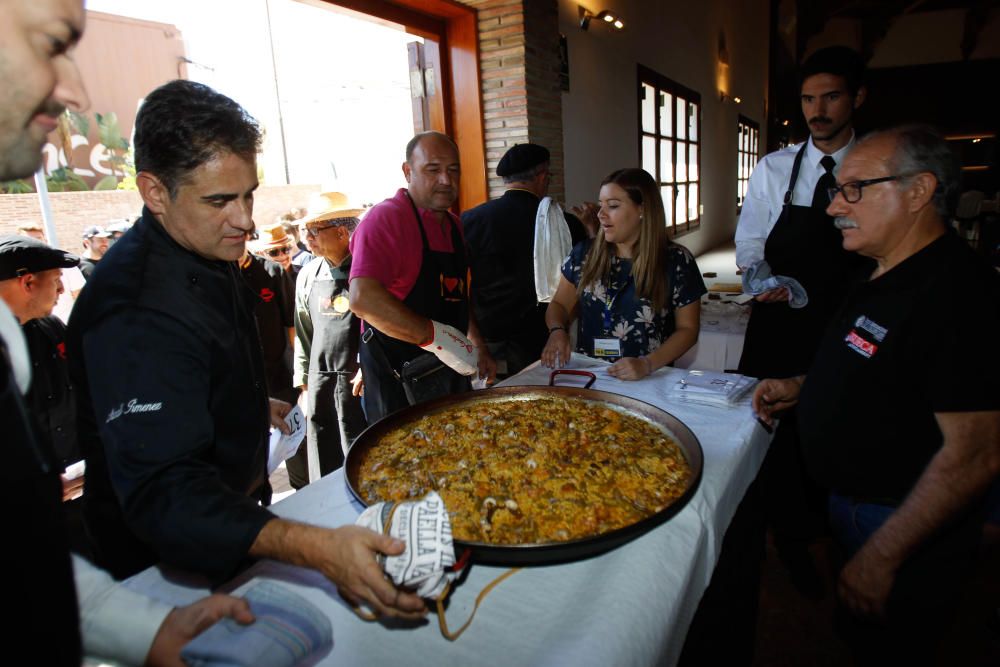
[799,232,1000,503]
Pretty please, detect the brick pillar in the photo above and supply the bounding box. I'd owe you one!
[457,0,565,202]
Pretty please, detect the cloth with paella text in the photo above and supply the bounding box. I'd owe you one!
[356,491,458,598]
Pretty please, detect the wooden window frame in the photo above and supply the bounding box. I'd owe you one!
[737,114,760,213]
[637,64,701,237]
[317,0,486,210]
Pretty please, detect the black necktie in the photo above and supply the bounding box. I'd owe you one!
[812,155,836,212]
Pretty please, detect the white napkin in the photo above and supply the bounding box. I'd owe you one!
[533,196,572,303]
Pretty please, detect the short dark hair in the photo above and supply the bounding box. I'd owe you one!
[858,124,961,219]
[134,80,262,198]
[800,46,866,96]
[405,131,458,163]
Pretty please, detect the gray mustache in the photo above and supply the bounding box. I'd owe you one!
[834,217,858,230]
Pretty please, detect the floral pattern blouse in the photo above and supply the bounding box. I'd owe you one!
[561,240,706,359]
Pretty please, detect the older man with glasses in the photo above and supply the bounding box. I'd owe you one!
[754,125,1000,663]
[291,192,367,489]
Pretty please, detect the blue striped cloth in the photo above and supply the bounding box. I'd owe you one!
[181,581,332,667]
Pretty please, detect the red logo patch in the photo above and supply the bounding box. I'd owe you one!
[845,330,877,358]
[56,342,67,360]
[259,288,275,303]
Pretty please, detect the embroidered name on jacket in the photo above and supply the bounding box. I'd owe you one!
[106,398,164,423]
[844,315,887,359]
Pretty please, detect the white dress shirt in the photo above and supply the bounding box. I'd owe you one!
[734,134,856,269]
[74,554,172,665]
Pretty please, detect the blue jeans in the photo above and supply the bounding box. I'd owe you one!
[827,492,896,557]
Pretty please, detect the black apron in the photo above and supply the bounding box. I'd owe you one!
[286,258,366,488]
[361,193,471,422]
[739,143,858,379]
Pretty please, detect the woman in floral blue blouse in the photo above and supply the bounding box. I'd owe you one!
[541,168,706,380]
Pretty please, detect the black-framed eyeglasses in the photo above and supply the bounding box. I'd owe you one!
[265,246,291,258]
[827,175,902,204]
[304,222,340,237]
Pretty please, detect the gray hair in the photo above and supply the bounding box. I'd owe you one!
[857,125,960,219]
[502,161,549,185]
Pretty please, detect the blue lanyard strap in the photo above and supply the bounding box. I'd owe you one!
[602,273,632,333]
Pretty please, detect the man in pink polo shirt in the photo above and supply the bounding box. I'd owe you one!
[349,131,495,421]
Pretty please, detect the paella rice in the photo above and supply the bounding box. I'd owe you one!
[355,396,692,545]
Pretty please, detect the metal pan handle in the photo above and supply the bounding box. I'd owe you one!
[549,369,596,389]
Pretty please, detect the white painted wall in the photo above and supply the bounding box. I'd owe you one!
[558,0,770,255]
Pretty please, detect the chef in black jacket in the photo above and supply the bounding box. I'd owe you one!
[68,79,426,620]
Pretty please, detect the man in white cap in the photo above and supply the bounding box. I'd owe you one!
[291,192,367,487]
[78,225,110,279]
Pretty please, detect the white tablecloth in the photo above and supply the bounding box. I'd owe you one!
[125,355,771,667]
[675,300,750,372]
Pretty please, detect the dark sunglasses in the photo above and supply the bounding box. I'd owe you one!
[265,246,291,258]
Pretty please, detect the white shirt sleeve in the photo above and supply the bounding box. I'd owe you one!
[73,553,172,666]
[734,159,782,269]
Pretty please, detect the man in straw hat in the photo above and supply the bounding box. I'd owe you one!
[291,192,367,488]
[250,221,298,277]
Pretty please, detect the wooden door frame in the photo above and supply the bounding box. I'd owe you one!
[319,0,486,210]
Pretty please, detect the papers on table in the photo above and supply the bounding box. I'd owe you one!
[670,370,756,408]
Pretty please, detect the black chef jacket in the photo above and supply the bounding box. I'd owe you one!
[240,254,295,402]
[68,208,274,581]
[23,315,78,467]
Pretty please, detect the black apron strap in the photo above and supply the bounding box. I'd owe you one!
[782,142,809,207]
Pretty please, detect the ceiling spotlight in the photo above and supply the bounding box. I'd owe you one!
[579,6,625,31]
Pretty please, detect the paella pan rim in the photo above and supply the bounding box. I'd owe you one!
[345,384,704,566]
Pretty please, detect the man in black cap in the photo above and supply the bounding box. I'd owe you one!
[462,143,586,376]
[79,225,110,279]
[0,235,80,468]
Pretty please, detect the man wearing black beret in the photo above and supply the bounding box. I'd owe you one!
[0,235,82,468]
[462,143,586,376]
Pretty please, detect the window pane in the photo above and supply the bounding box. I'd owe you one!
[675,97,686,140]
[660,92,673,138]
[661,186,673,227]
[688,183,698,221]
[689,144,698,182]
[659,139,673,182]
[677,184,687,223]
[677,141,687,182]
[641,83,656,133]
[688,103,698,141]
[642,135,656,176]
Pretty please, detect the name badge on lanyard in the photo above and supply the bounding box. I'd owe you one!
[593,337,622,358]
[596,277,628,359]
